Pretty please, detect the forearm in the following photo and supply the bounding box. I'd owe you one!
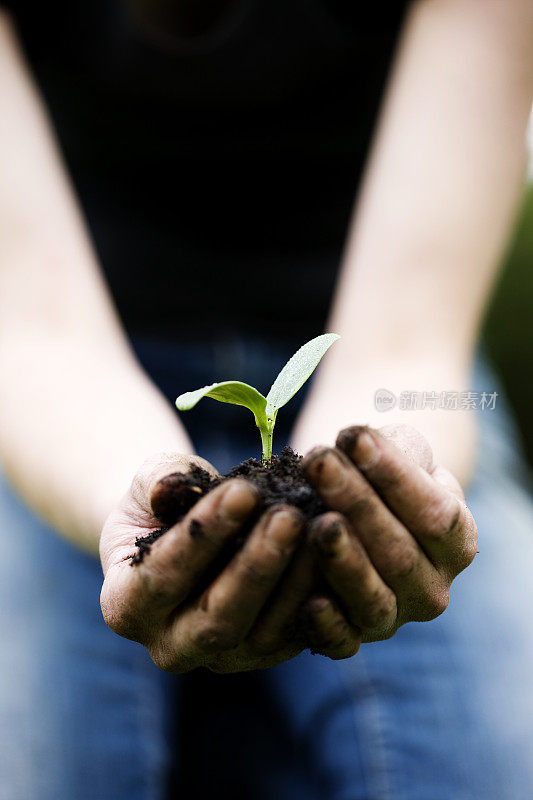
[0,332,191,554]
[0,12,191,552]
[292,361,476,486]
[294,0,533,485]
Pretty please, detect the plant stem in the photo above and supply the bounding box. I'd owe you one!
[260,425,273,465]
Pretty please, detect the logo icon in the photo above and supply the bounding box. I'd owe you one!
[374,388,396,412]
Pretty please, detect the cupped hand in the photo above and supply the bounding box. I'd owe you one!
[300,424,478,647]
[100,453,308,673]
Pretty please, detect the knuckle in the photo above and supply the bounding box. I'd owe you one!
[194,619,242,653]
[461,533,478,570]
[382,542,418,580]
[406,584,450,622]
[247,630,279,656]
[361,590,397,629]
[421,495,461,539]
[373,625,398,641]
[342,548,368,578]
[239,555,275,588]
[205,657,236,674]
[422,589,450,621]
[101,606,134,639]
[375,457,410,492]
[101,592,143,641]
[150,649,174,672]
[149,643,188,674]
[344,495,375,520]
[459,516,479,570]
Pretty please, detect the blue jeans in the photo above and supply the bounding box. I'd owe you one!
[2,336,533,800]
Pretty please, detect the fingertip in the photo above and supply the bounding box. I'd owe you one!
[151,471,204,524]
[267,502,306,524]
[304,596,362,660]
[219,478,260,520]
[336,425,369,455]
[328,634,362,660]
[337,427,379,470]
[307,512,348,554]
[301,446,330,477]
[264,504,305,543]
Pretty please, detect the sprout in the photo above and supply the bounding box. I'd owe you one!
[176,334,340,463]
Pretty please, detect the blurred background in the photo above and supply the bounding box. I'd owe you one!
[483,180,533,467]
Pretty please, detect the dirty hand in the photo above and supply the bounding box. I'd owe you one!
[300,424,478,652]
[100,452,312,673]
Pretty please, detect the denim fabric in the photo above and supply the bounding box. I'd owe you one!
[1,336,533,799]
[0,469,178,800]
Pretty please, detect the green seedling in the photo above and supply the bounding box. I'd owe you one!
[176,333,340,463]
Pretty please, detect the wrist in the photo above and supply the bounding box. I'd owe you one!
[291,359,477,488]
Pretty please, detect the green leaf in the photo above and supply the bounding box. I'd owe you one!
[176,381,267,426]
[265,333,340,419]
[175,334,340,464]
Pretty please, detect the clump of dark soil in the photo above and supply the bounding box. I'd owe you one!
[132,447,325,564]
[221,446,325,518]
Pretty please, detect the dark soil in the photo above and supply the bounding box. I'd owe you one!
[132,446,326,564]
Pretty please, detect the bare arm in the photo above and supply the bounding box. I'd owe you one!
[293,0,533,487]
[0,14,334,669]
[284,0,533,648]
[0,11,192,553]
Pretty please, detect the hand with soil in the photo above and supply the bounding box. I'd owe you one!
[100,453,327,673]
[301,424,478,646]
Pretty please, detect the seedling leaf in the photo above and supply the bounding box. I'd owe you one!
[176,381,267,422]
[265,333,339,419]
[175,334,340,463]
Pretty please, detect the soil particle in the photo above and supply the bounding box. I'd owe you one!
[189,518,203,538]
[132,447,326,564]
[219,447,326,519]
[130,527,168,565]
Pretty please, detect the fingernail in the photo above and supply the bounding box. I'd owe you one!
[312,519,350,557]
[264,508,303,548]
[337,426,380,470]
[220,480,258,520]
[336,425,364,452]
[315,451,347,491]
[352,431,379,469]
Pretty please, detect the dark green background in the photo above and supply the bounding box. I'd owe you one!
[483,186,533,466]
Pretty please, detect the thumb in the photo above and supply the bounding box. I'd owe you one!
[131,452,219,525]
[376,423,434,473]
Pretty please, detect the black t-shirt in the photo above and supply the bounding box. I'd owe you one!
[6,0,408,342]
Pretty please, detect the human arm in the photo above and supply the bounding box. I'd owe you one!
[292,0,533,642]
[0,10,196,553]
[293,0,533,483]
[0,12,343,669]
